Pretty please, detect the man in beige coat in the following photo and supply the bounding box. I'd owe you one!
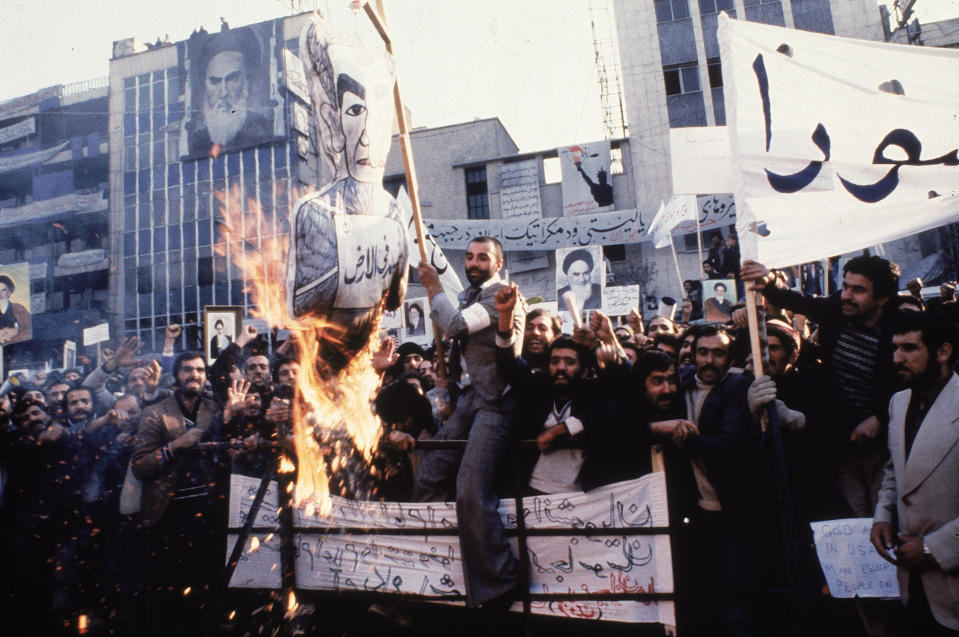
[871,313,959,635]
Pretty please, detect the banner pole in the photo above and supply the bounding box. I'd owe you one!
[696,206,704,279]
[669,236,684,294]
[364,1,446,378]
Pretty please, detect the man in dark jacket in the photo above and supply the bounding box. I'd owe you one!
[742,256,902,519]
[132,351,223,635]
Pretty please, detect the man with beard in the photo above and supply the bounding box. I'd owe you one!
[412,236,525,610]
[556,249,602,310]
[132,352,223,635]
[61,386,95,431]
[187,29,269,156]
[871,313,959,635]
[287,18,408,372]
[742,256,902,522]
[3,397,88,633]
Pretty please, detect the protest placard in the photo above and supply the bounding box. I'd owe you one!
[810,518,900,599]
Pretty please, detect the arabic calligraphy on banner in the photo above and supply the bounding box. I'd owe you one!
[420,195,734,251]
[228,473,675,625]
[719,14,959,267]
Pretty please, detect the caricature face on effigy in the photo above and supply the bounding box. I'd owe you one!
[302,20,395,185]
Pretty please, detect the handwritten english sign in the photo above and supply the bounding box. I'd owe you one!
[810,518,900,599]
[228,473,675,624]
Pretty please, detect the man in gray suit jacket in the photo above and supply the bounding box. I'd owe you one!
[412,236,525,609]
[871,313,959,635]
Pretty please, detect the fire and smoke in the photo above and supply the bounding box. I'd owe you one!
[215,185,386,515]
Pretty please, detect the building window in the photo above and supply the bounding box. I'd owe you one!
[707,58,723,88]
[655,0,690,22]
[663,64,702,96]
[609,147,625,175]
[699,0,733,15]
[465,167,489,220]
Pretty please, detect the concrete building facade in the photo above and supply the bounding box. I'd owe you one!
[0,80,110,369]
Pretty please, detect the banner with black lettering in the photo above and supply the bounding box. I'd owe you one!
[719,13,959,268]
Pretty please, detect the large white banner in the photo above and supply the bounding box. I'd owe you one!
[228,473,675,625]
[719,13,959,268]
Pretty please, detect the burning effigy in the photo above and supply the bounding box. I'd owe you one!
[217,14,408,513]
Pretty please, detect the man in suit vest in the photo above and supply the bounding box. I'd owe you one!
[871,313,959,635]
[412,236,525,609]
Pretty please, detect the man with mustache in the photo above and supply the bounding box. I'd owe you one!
[675,324,765,637]
[871,313,959,635]
[61,386,95,431]
[742,256,902,520]
[132,352,222,634]
[412,236,525,610]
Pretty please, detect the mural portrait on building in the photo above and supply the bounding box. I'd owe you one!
[287,17,408,370]
[181,25,279,158]
[0,262,32,345]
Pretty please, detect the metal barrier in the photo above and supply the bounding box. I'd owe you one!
[210,435,678,636]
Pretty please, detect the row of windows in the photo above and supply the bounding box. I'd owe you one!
[658,0,772,22]
[664,58,723,96]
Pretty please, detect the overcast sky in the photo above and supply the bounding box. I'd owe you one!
[1,0,955,152]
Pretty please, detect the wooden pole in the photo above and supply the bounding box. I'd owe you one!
[669,236,684,294]
[363,1,447,378]
[696,207,704,280]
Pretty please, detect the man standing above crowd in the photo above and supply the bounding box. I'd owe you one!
[871,313,959,636]
[412,236,524,610]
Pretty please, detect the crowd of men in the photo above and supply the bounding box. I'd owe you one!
[2,235,958,636]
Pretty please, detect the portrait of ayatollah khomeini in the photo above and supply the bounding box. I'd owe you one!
[185,26,273,157]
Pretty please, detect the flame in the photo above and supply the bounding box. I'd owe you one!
[77,614,88,634]
[287,591,298,614]
[249,536,260,552]
[183,587,192,596]
[216,185,386,515]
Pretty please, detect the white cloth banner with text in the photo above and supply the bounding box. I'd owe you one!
[719,13,959,268]
[648,195,699,249]
[228,473,675,625]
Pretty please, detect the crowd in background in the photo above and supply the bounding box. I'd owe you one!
[1,234,959,636]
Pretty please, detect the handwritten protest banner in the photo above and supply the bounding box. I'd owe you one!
[499,159,543,219]
[603,285,640,317]
[810,518,900,599]
[228,473,675,624]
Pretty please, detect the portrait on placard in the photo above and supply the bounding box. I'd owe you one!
[404,298,426,337]
[702,278,736,322]
[555,246,604,311]
[204,305,242,364]
[181,24,281,158]
[403,297,432,345]
[0,262,32,345]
